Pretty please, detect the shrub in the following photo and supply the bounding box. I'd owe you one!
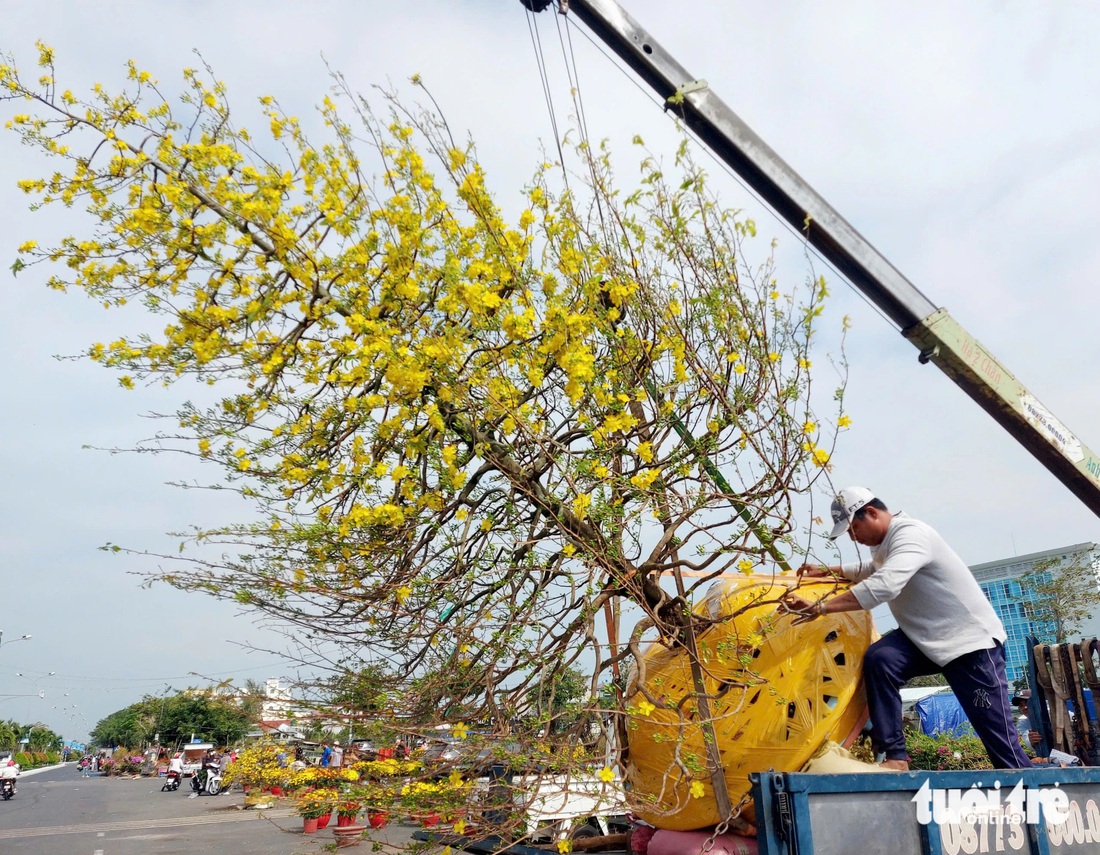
[223,743,284,789]
[905,732,993,771]
[296,788,334,819]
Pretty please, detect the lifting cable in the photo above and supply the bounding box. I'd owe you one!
[523,4,569,187]
[558,9,899,338]
[523,10,750,823]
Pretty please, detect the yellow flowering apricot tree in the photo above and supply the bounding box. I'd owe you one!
[2,46,846,750]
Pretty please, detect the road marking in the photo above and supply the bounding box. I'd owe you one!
[0,809,295,840]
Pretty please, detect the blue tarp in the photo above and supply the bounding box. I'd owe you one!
[915,688,1096,738]
[915,693,974,737]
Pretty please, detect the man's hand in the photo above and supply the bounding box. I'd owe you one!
[780,591,821,618]
[797,563,835,579]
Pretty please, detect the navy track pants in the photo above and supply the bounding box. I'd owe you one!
[864,630,1031,769]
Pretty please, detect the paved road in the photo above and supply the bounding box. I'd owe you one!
[0,764,429,855]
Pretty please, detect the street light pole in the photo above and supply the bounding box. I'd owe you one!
[156,684,172,748]
[0,631,32,651]
[13,673,48,723]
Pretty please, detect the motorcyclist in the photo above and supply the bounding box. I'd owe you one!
[1,758,20,796]
[195,749,218,792]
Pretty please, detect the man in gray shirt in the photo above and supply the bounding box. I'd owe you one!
[783,486,1031,770]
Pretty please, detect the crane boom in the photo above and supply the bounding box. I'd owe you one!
[528,0,1100,519]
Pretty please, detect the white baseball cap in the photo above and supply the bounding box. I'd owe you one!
[828,486,875,539]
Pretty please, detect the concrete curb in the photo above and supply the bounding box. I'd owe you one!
[18,761,68,778]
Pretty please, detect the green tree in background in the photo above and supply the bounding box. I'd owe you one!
[90,690,251,749]
[1019,555,1100,644]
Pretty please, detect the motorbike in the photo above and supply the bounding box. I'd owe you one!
[162,769,181,792]
[1,776,16,800]
[190,764,222,796]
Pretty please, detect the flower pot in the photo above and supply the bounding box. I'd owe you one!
[337,814,355,827]
[317,812,333,829]
[367,810,389,829]
[270,786,284,796]
[333,824,367,848]
[420,813,441,828]
[302,817,319,834]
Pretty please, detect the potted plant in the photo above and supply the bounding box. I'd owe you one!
[402,771,474,823]
[336,792,363,827]
[358,780,394,828]
[223,742,285,793]
[296,789,333,834]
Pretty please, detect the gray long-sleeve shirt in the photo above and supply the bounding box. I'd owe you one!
[840,512,1005,667]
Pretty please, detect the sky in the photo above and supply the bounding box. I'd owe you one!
[2,1,1100,743]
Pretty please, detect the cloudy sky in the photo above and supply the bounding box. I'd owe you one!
[2,1,1099,742]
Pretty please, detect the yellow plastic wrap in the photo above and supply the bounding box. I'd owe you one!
[624,573,875,830]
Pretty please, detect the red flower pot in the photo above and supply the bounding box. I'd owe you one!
[367,811,389,829]
[317,812,333,829]
[337,814,355,827]
[421,813,441,828]
[302,817,319,834]
[270,786,284,796]
[333,824,367,848]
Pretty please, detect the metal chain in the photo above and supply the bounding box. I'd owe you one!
[698,793,751,854]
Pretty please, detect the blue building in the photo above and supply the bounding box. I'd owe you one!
[970,542,1100,685]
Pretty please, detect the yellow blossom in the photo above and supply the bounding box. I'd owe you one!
[598,766,615,783]
[452,722,469,740]
[737,559,754,575]
[838,414,852,428]
[803,420,816,434]
[811,448,830,467]
[690,780,706,799]
[557,841,572,854]
[636,699,655,717]
[396,585,412,603]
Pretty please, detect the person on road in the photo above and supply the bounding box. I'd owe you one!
[782,486,1031,771]
[330,742,344,769]
[2,758,19,795]
[320,741,332,768]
